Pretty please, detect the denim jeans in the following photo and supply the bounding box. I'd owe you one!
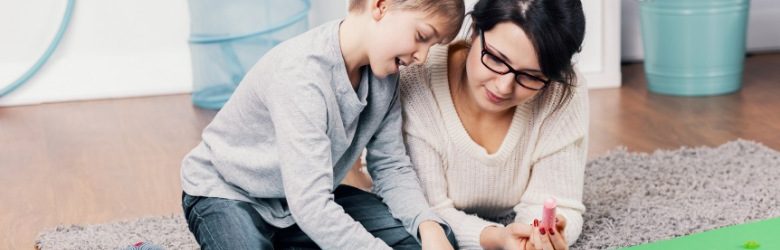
[182,185,457,249]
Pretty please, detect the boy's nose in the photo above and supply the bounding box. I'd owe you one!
[412,46,431,65]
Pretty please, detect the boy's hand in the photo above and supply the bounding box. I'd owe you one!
[480,223,532,250]
[419,221,454,250]
[503,222,534,250]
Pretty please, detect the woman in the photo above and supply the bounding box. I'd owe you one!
[399,0,587,249]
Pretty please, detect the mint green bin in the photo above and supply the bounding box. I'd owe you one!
[639,0,750,96]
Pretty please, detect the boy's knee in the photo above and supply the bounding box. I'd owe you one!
[183,196,274,249]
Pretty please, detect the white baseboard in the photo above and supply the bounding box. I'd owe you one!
[0,51,192,107]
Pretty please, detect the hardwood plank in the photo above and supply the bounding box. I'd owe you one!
[589,52,780,156]
[0,96,216,249]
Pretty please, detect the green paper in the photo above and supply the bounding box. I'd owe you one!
[621,217,780,250]
[744,240,760,249]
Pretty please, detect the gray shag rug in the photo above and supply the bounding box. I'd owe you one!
[36,140,780,250]
[36,215,198,250]
[571,139,780,249]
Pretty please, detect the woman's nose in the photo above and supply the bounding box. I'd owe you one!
[495,74,516,95]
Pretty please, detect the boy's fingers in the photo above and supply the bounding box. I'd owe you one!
[508,223,533,238]
[522,238,532,250]
[517,238,526,250]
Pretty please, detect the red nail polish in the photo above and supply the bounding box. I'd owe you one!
[533,219,539,227]
[540,228,546,235]
[550,229,555,236]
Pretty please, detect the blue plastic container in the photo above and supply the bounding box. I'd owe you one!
[187,0,310,109]
[639,0,750,96]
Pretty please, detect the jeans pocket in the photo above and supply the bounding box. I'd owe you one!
[182,192,202,209]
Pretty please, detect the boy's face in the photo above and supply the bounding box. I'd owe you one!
[367,6,453,78]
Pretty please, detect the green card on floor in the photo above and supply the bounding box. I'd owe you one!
[622,217,780,250]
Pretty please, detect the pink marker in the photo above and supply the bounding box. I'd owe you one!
[542,198,557,230]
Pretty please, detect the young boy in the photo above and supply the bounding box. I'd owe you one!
[180,0,465,249]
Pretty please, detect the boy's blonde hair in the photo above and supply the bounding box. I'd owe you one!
[349,0,466,42]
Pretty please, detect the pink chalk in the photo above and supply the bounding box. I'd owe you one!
[542,198,557,230]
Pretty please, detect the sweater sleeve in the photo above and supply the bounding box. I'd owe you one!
[401,56,502,249]
[401,63,502,249]
[405,134,503,249]
[513,82,589,246]
[512,139,587,246]
[265,80,390,250]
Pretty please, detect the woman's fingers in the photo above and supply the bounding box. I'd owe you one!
[539,227,554,250]
[549,225,568,250]
[531,224,543,250]
[555,214,567,232]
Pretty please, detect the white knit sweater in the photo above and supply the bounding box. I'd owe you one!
[399,45,589,249]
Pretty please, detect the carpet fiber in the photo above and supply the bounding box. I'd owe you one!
[36,140,780,249]
[572,140,780,249]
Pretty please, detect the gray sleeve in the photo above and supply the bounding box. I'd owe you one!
[264,80,390,249]
[365,84,449,243]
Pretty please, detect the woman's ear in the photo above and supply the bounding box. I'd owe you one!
[371,0,389,21]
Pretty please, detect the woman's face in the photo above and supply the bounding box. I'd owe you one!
[463,22,547,113]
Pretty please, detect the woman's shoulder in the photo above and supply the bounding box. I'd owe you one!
[399,64,438,120]
[529,70,590,159]
[399,71,446,146]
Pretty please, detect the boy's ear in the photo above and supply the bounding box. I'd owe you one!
[370,0,389,21]
[470,27,479,41]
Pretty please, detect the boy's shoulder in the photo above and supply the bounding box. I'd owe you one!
[241,20,344,92]
[258,20,343,74]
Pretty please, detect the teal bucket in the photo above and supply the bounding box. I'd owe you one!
[187,0,311,109]
[639,0,750,96]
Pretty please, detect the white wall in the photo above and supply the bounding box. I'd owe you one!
[622,0,780,62]
[0,0,344,107]
[0,0,620,107]
[0,0,191,107]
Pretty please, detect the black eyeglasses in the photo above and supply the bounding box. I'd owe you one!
[480,30,550,91]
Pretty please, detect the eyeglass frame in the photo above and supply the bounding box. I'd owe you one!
[479,30,551,91]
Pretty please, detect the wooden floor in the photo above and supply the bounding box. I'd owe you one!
[1,52,779,249]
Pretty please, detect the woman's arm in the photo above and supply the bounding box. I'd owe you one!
[512,138,587,246]
[405,134,507,249]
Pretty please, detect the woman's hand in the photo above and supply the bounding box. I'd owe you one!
[525,214,568,250]
[419,221,454,250]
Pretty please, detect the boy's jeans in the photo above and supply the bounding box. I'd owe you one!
[182,185,457,249]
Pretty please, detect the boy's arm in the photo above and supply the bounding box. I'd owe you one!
[266,81,390,249]
[365,84,450,242]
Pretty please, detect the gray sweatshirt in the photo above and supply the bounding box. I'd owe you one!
[180,20,444,249]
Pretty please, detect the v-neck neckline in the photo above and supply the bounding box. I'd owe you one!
[427,45,533,161]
